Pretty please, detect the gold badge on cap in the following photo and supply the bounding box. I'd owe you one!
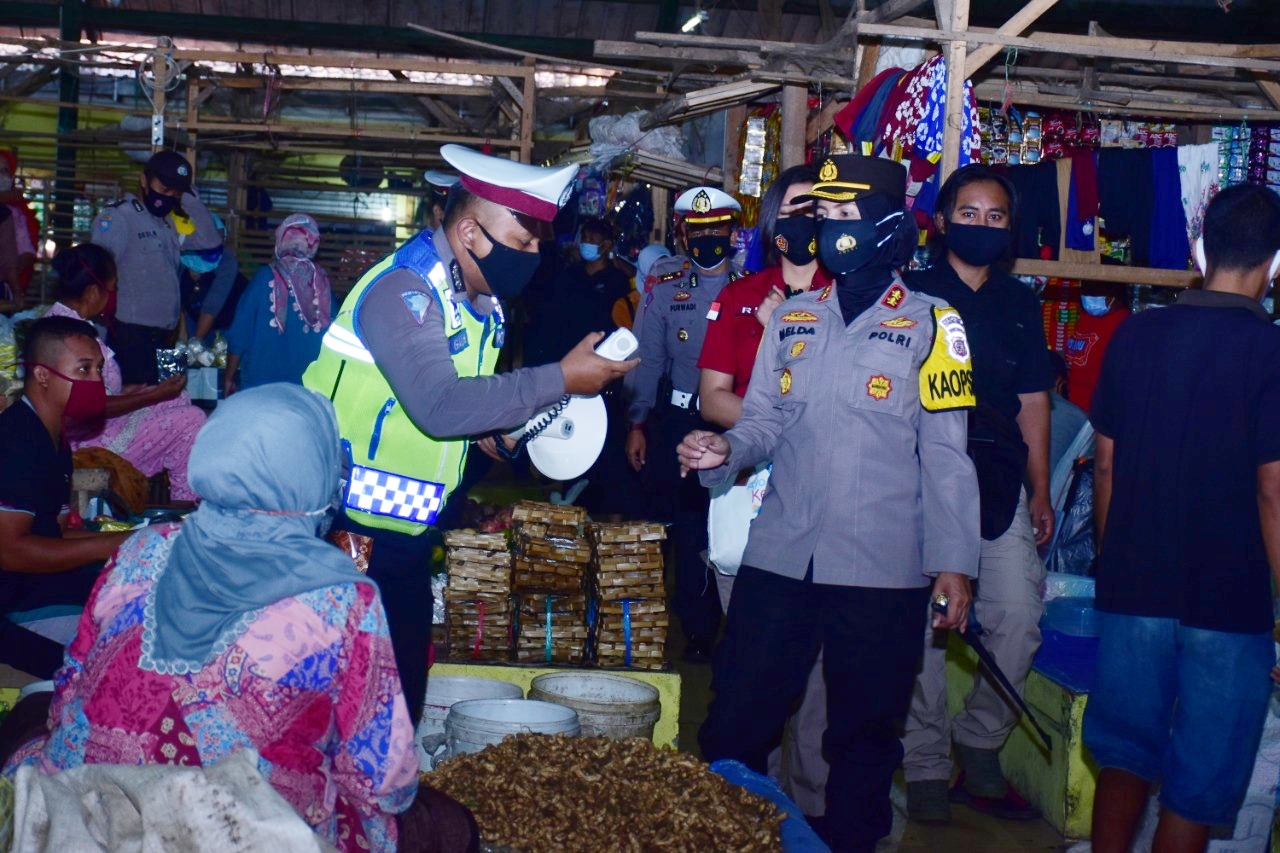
[692,190,712,214]
[836,233,857,253]
[677,328,689,342]
[819,160,838,182]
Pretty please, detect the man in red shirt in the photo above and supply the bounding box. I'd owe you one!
[1063,282,1130,412]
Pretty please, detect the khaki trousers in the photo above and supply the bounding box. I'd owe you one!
[901,490,1046,782]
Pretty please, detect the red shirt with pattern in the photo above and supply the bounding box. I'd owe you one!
[1064,305,1131,412]
[697,265,832,397]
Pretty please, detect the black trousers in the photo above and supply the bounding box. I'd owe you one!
[108,321,174,386]
[0,562,102,678]
[333,514,435,730]
[699,565,929,853]
[644,404,722,642]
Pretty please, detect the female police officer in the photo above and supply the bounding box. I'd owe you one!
[678,154,980,853]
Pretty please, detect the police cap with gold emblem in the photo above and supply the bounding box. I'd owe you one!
[674,186,742,225]
[798,155,907,209]
[441,144,578,238]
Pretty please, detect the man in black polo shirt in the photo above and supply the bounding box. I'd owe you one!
[902,164,1055,822]
[0,316,130,677]
[1084,185,1280,852]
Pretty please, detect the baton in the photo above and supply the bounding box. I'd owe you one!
[933,593,1053,750]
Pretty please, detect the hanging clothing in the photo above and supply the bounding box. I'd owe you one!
[1148,147,1192,271]
[1002,163,1061,260]
[1177,142,1222,246]
[1098,148,1155,267]
[878,56,981,168]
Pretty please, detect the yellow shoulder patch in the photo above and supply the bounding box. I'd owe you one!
[920,306,976,412]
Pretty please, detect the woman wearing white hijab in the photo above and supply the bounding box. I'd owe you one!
[224,213,333,395]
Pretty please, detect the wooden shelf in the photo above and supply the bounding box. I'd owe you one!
[1010,258,1199,289]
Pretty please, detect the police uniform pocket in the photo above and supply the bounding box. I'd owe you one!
[850,348,911,416]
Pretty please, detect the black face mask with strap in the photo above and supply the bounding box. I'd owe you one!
[469,223,542,299]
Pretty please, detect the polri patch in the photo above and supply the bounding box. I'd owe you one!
[881,284,906,308]
[448,328,469,354]
[401,290,432,326]
[866,374,892,400]
[780,310,818,323]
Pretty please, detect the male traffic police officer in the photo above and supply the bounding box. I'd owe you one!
[91,150,223,384]
[626,186,740,660]
[678,155,981,852]
[303,145,636,725]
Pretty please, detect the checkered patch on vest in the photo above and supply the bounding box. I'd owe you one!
[345,464,446,525]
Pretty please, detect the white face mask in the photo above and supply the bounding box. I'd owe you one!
[1080,295,1112,317]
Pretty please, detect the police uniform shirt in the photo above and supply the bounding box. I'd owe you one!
[906,261,1054,423]
[352,229,567,437]
[628,255,732,425]
[700,278,981,588]
[90,192,222,330]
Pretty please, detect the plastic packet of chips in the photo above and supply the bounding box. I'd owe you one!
[156,348,186,382]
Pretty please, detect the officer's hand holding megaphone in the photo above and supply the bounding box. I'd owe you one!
[559,331,638,395]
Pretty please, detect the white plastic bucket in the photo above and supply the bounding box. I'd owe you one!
[528,672,661,740]
[416,676,523,772]
[443,698,580,760]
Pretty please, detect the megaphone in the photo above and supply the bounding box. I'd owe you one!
[509,394,608,481]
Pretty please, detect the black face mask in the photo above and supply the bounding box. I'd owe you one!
[144,190,179,219]
[772,216,817,266]
[469,222,542,300]
[686,234,734,270]
[945,223,1011,267]
[816,218,883,276]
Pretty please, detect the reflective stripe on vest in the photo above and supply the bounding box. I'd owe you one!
[320,322,376,364]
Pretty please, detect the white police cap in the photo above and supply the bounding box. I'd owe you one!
[674,186,741,224]
[440,144,578,223]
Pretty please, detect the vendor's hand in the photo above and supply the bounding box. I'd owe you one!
[153,374,186,402]
[756,286,786,328]
[626,427,647,472]
[475,434,517,463]
[1028,491,1054,547]
[678,430,730,477]
[560,332,638,396]
[930,572,972,633]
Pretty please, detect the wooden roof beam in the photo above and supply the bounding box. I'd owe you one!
[964,0,1060,78]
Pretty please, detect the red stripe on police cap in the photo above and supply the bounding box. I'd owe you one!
[459,174,560,222]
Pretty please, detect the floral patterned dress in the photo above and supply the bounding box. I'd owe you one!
[3,524,418,852]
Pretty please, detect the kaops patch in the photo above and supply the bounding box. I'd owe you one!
[780,310,819,323]
[401,290,432,325]
[881,284,906,309]
[866,374,892,400]
[920,306,976,412]
[880,316,917,329]
[780,368,793,395]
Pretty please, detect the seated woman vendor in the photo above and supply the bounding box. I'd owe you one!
[0,316,131,678]
[45,243,206,502]
[1,384,476,853]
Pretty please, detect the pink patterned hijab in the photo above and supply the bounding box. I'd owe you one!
[270,213,332,335]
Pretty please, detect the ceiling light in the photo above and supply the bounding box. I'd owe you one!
[680,10,709,33]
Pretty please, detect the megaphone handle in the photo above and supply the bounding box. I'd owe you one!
[515,395,572,454]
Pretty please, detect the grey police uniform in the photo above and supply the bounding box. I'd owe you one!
[700,277,981,585]
[628,254,733,424]
[90,191,222,330]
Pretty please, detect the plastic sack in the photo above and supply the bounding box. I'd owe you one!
[707,464,771,575]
